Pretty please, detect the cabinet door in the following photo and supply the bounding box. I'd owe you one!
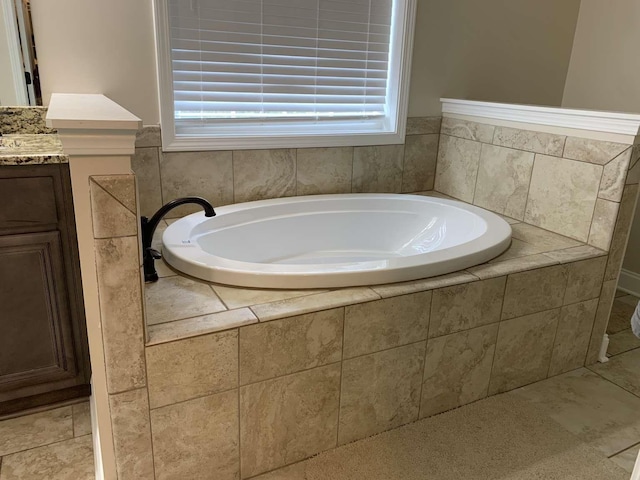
[0,231,80,401]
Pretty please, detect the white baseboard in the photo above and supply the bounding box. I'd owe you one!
[617,269,640,297]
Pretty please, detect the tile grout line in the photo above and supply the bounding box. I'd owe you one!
[0,431,90,460]
[607,440,640,459]
[486,277,510,394]
[335,307,346,447]
[237,325,243,479]
[586,364,640,400]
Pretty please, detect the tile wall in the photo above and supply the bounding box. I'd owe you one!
[132,117,442,218]
[142,256,608,478]
[88,113,640,478]
[436,117,636,249]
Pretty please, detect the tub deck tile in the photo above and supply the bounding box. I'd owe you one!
[250,288,380,322]
[371,271,477,298]
[147,308,257,346]
[466,254,560,280]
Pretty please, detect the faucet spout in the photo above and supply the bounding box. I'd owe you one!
[141,196,216,282]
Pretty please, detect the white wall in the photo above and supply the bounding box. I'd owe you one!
[30,0,159,124]
[562,0,640,114]
[562,0,640,278]
[31,0,581,125]
[409,0,581,116]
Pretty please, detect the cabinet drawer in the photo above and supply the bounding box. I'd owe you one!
[0,176,58,231]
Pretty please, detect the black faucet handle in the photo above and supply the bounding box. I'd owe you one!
[147,248,162,259]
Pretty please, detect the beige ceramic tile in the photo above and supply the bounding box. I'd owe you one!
[401,134,439,192]
[146,330,238,409]
[510,221,582,251]
[473,144,534,220]
[151,389,239,480]
[250,287,380,322]
[352,144,404,193]
[563,137,629,165]
[543,245,607,264]
[144,275,227,325]
[0,435,94,480]
[501,265,567,320]
[599,149,632,201]
[147,308,257,345]
[371,271,477,298]
[240,308,343,385]
[489,309,559,394]
[95,237,146,393]
[589,348,640,396]
[487,238,547,263]
[605,184,639,281]
[131,147,162,217]
[253,392,631,480]
[429,277,505,337]
[421,324,498,418]
[549,299,598,376]
[160,150,233,217]
[588,199,619,251]
[586,280,617,364]
[466,254,559,280]
[234,148,297,203]
[212,283,328,310]
[406,117,441,135]
[72,402,91,438]
[610,444,640,474]
[154,257,177,278]
[608,328,640,356]
[0,406,72,456]
[296,147,353,195]
[440,117,495,143]
[90,177,137,238]
[434,134,482,202]
[339,342,425,445]
[492,126,565,156]
[564,257,606,305]
[109,388,155,479]
[525,155,603,242]
[240,364,340,477]
[497,214,522,225]
[510,368,640,456]
[135,125,161,148]
[343,292,431,358]
[627,160,640,185]
[93,175,137,212]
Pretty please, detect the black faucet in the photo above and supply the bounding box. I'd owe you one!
[141,197,216,283]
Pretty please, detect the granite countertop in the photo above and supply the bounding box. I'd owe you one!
[0,134,68,166]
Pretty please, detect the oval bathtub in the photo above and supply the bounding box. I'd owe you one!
[162,194,512,289]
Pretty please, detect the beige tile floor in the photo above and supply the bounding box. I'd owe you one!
[608,292,640,357]
[1,293,639,479]
[0,401,93,479]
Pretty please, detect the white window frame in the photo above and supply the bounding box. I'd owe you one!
[153,0,417,151]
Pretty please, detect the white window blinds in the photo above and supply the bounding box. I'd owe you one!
[168,0,393,123]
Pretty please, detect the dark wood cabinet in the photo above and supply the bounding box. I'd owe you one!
[0,164,90,416]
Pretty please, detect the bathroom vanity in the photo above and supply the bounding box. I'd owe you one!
[0,111,90,416]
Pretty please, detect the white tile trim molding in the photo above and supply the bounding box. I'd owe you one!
[441,98,640,138]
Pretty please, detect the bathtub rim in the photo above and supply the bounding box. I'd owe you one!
[161,193,512,289]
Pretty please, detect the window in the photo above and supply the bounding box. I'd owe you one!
[154,0,416,150]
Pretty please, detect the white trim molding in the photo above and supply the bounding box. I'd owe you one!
[47,94,141,155]
[441,98,640,138]
[617,269,640,298]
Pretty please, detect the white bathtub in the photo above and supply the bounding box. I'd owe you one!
[162,194,512,289]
